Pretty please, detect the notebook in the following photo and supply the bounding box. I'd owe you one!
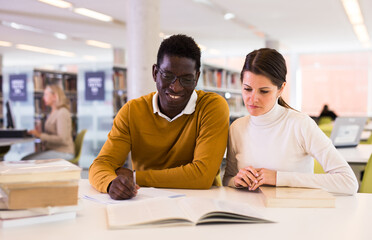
[330,117,367,148]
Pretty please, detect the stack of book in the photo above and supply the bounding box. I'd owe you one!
[0,159,81,228]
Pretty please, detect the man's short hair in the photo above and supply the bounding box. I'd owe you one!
[157,34,201,72]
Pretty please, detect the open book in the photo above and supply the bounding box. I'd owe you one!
[106,196,273,229]
[259,186,336,208]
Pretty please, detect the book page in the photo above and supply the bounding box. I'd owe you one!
[178,197,269,224]
[83,188,185,204]
[107,197,190,229]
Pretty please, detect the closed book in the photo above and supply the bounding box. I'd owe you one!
[0,181,79,209]
[0,211,76,228]
[0,203,78,220]
[106,196,273,229]
[259,186,336,208]
[0,159,81,184]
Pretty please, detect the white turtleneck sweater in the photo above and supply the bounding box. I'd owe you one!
[223,102,358,195]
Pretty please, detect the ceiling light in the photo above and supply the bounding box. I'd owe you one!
[86,40,112,49]
[208,49,220,55]
[224,13,235,20]
[74,8,113,22]
[54,32,68,40]
[0,41,12,47]
[341,0,364,24]
[353,24,370,42]
[16,44,75,57]
[38,0,72,9]
[83,55,97,61]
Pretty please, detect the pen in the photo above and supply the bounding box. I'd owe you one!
[133,170,136,187]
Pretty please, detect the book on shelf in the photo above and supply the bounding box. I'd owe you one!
[106,196,273,229]
[0,211,76,228]
[0,181,79,209]
[259,186,336,208]
[0,159,81,184]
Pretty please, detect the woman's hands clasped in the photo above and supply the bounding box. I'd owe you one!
[233,166,277,191]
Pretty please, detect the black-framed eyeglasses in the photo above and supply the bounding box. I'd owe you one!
[156,66,196,88]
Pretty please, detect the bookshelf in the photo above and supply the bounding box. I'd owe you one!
[112,67,127,117]
[199,64,246,119]
[33,69,78,152]
[0,74,3,128]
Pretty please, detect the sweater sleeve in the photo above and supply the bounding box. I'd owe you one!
[277,116,359,195]
[88,103,131,193]
[39,108,71,145]
[136,96,229,189]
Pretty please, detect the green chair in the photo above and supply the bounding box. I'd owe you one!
[314,159,325,174]
[318,123,333,138]
[360,154,372,193]
[318,116,333,125]
[69,129,87,165]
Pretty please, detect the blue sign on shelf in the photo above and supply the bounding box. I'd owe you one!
[9,74,27,101]
[85,71,105,101]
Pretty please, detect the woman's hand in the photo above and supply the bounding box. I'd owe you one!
[249,168,277,191]
[28,129,41,138]
[233,166,259,189]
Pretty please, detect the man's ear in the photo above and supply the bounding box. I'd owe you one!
[194,71,201,85]
[152,64,158,82]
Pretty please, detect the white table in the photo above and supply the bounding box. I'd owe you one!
[1,179,371,240]
[0,138,34,147]
[337,144,372,164]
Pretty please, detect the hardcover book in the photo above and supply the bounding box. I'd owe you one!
[259,186,336,208]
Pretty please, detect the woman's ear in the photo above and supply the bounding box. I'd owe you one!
[278,82,286,97]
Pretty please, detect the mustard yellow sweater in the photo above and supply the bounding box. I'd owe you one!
[89,90,229,193]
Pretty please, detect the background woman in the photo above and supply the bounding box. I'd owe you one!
[222,48,358,195]
[22,83,75,160]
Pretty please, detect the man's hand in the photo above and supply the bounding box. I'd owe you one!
[108,167,140,200]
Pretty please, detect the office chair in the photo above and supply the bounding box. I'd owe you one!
[360,154,372,193]
[318,116,333,125]
[318,123,333,138]
[69,129,87,165]
[314,159,325,174]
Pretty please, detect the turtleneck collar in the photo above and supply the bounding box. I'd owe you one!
[250,100,286,127]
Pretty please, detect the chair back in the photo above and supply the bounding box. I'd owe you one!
[69,129,87,165]
[318,116,333,125]
[314,159,325,174]
[360,154,372,193]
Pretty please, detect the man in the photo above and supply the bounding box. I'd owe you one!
[89,34,229,200]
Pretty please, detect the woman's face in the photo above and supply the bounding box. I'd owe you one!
[241,71,285,116]
[43,87,56,106]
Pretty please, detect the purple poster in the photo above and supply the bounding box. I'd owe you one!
[9,74,27,101]
[85,71,105,101]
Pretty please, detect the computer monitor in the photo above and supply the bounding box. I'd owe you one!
[6,100,15,129]
[330,117,367,148]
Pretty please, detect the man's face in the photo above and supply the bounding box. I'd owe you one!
[152,55,200,118]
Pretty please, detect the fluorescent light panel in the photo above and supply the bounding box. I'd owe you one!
[38,0,72,9]
[16,44,75,57]
[0,41,12,47]
[341,0,370,47]
[74,8,113,22]
[86,40,112,49]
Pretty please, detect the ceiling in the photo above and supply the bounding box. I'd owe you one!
[0,0,371,67]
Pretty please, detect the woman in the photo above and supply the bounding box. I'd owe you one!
[22,83,75,160]
[222,48,358,195]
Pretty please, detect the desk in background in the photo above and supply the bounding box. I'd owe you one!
[0,138,35,161]
[337,144,372,164]
[1,179,371,240]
